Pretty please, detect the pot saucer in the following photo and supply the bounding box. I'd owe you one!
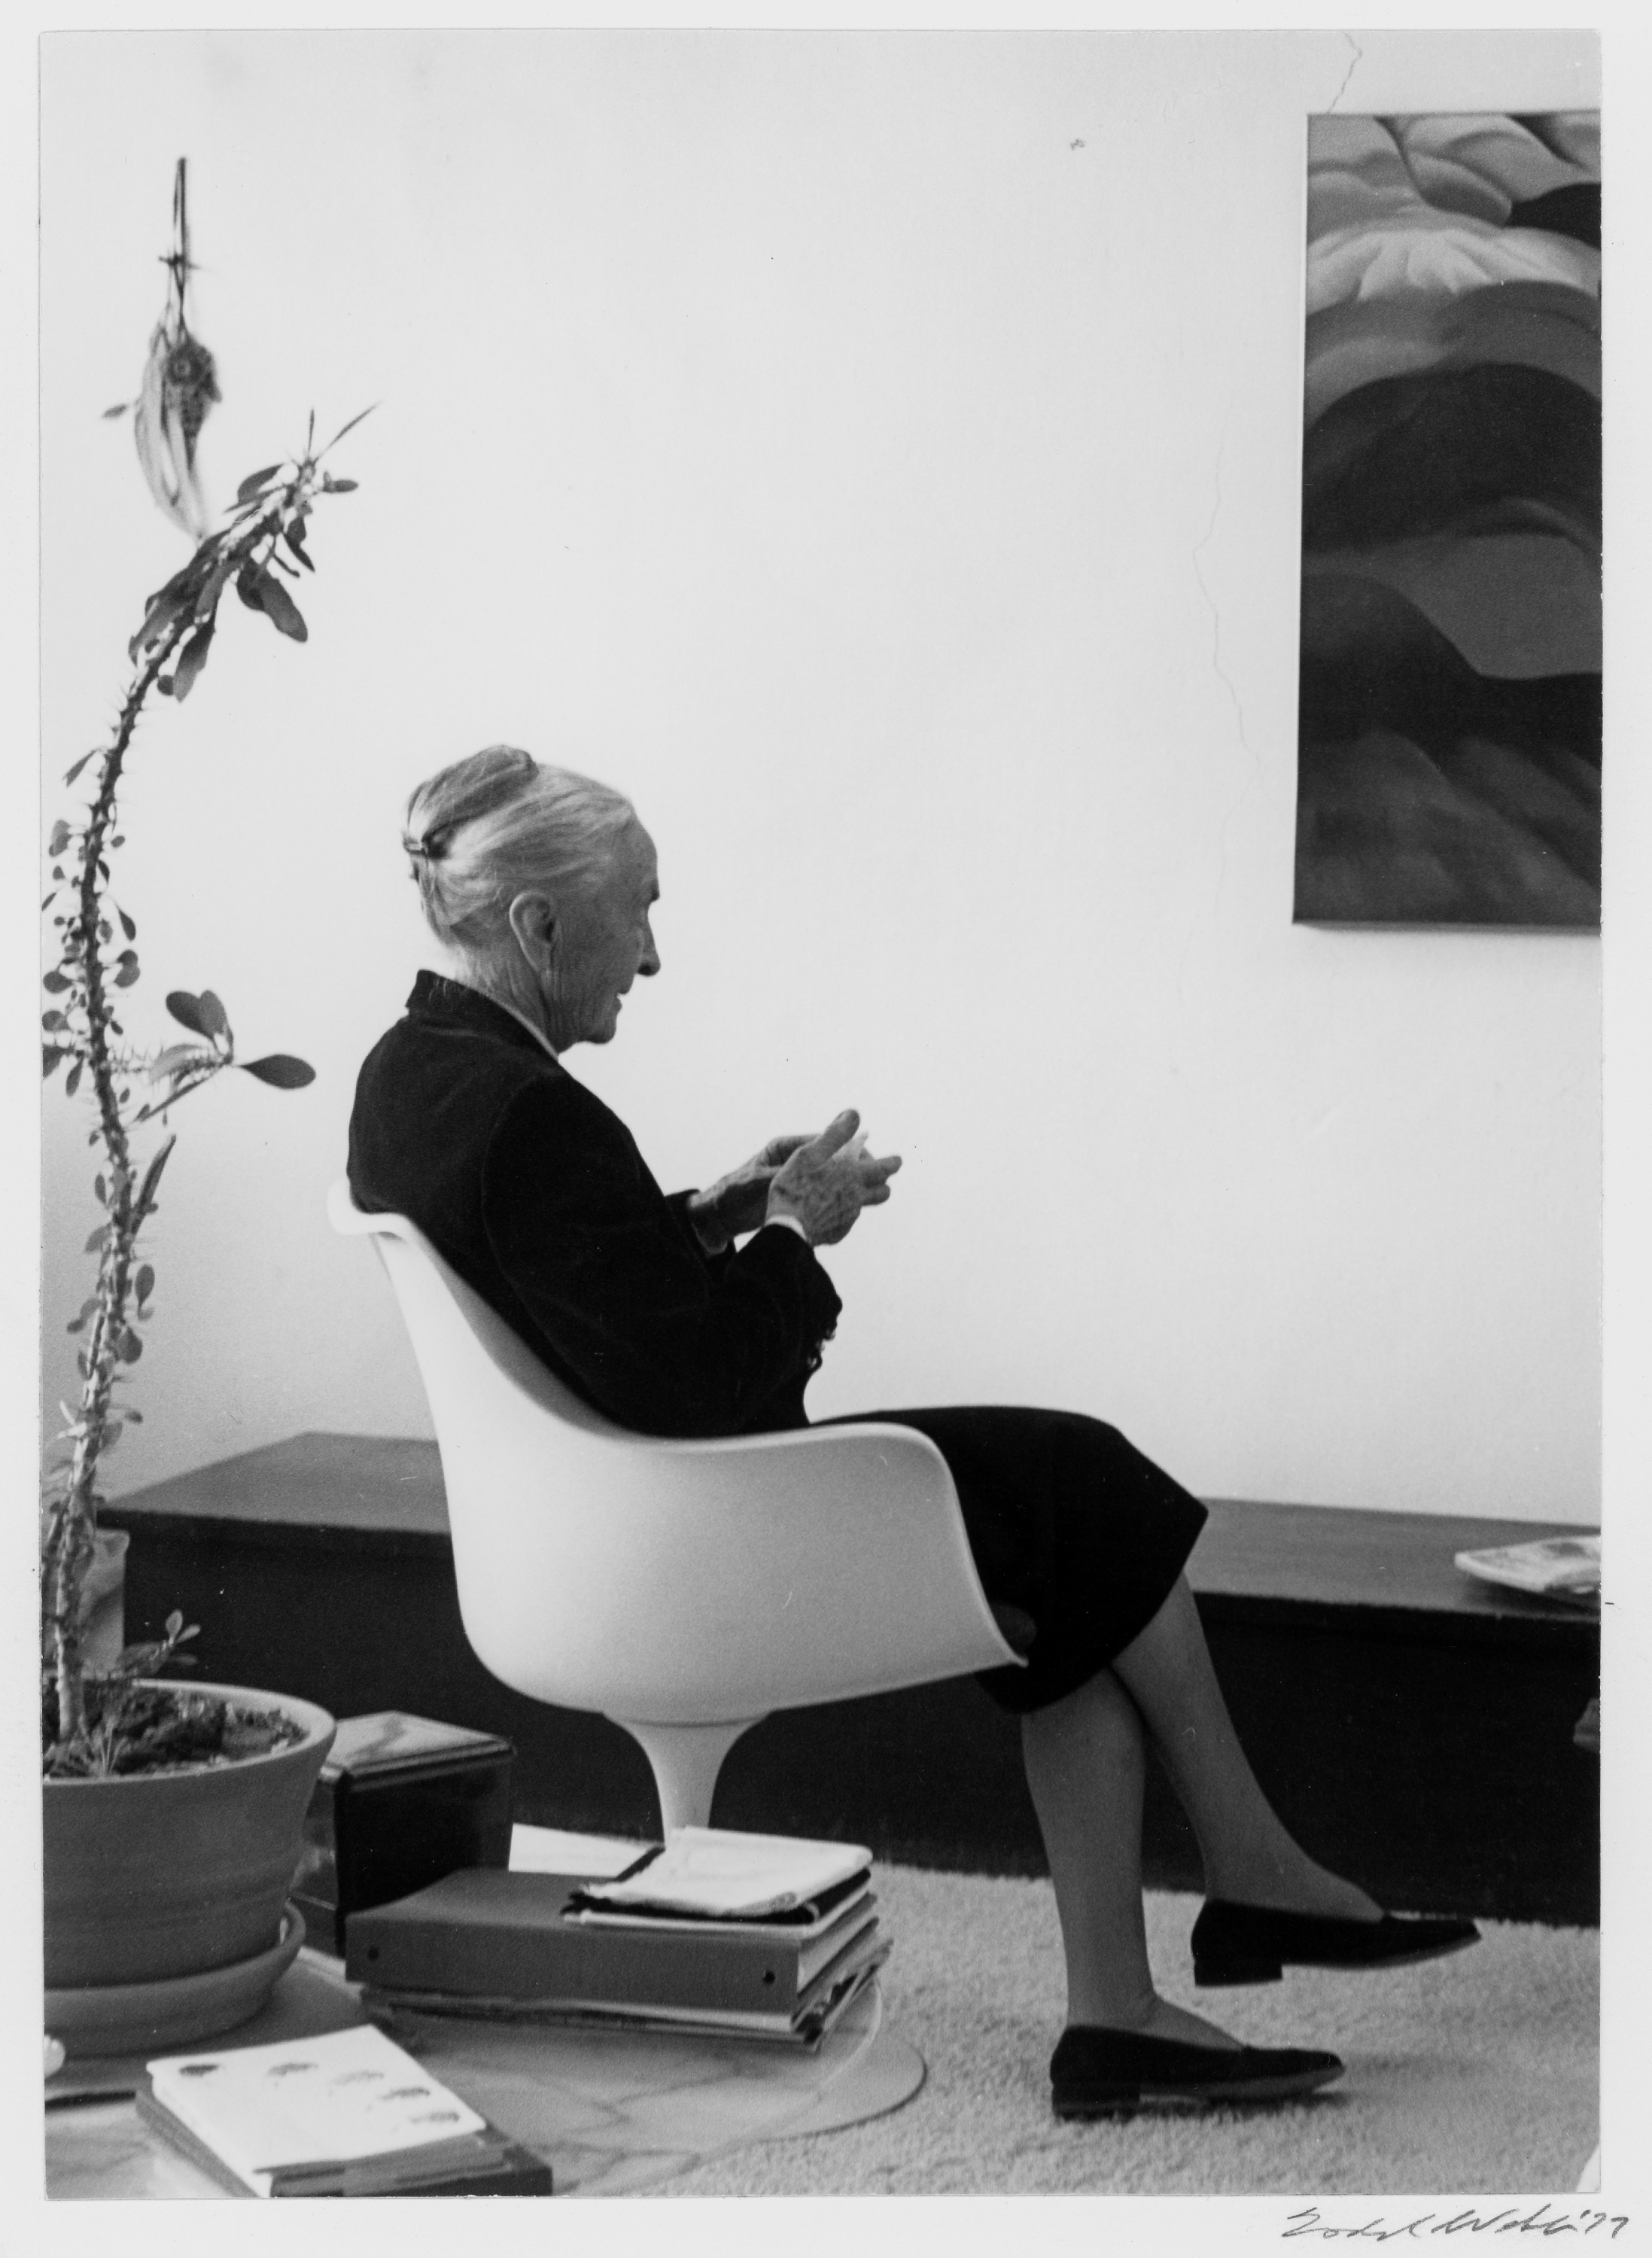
[46,1902,306,2060]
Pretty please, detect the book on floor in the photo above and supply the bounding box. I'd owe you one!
[138,2023,552,2198]
[1455,1534,1601,1606]
[346,1866,886,2043]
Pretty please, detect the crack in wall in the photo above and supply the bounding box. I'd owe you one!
[1327,32,1364,114]
[1191,430,1252,770]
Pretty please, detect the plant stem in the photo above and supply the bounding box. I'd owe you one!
[48,631,185,1743]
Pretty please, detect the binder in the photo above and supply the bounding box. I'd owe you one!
[345,1867,881,2025]
[364,1928,889,2046]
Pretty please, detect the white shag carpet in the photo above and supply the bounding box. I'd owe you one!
[654,1868,1598,2197]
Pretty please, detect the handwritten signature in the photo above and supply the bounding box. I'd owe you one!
[1283,2207,1629,2241]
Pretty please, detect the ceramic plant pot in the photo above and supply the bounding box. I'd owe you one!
[43,1682,336,1992]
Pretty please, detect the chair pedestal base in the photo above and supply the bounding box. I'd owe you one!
[619,1717,760,1833]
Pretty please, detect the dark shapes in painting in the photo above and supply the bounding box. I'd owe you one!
[1294,112,1601,927]
[1298,577,1600,926]
[1506,182,1600,248]
[1303,367,1599,561]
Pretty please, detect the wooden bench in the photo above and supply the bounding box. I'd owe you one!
[103,1432,1599,1923]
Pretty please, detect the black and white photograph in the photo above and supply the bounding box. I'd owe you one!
[18,17,1644,2237]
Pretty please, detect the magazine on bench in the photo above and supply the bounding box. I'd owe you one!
[1453,1534,1600,1607]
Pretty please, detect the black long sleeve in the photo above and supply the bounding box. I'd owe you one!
[348,972,840,1439]
[482,1073,840,1437]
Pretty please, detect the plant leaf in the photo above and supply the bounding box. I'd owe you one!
[236,463,282,501]
[239,1054,317,1089]
[172,622,214,701]
[165,991,208,1034]
[135,1264,155,1306]
[129,587,187,663]
[42,971,70,994]
[114,963,141,988]
[117,1328,143,1364]
[145,558,204,612]
[65,753,94,785]
[41,1010,68,1030]
[119,910,137,941]
[150,1042,205,1081]
[323,477,358,492]
[235,564,267,611]
[135,1067,218,1121]
[323,404,377,452]
[102,402,129,419]
[193,557,236,623]
[196,989,230,1036]
[65,1061,83,1097]
[135,1137,175,1215]
[257,576,308,641]
[49,820,71,855]
[43,1046,65,1078]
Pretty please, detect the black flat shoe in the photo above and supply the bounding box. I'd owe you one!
[1191,1900,1480,1987]
[1050,2026,1343,2120]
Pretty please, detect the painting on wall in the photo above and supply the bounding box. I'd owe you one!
[1294,112,1600,928]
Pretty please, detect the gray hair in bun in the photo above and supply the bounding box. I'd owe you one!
[403,746,637,975]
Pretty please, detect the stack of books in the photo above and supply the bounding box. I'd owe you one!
[347,1827,887,2047]
[138,2025,553,2197]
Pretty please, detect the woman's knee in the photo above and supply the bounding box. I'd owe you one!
[1024,1664,1142,1751]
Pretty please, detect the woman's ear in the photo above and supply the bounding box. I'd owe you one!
[507,890,558,975]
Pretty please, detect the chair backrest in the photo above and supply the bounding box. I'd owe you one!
[329,1182,1019,1724]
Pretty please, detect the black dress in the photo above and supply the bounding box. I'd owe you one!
[348,974,1206,1713]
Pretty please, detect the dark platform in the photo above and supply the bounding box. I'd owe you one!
[102,1433,1599,1924]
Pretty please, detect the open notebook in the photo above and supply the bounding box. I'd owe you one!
[567,1826,872,1922]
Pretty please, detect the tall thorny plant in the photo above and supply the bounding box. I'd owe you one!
[42,160,368,1762]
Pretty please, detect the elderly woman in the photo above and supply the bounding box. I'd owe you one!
[350,747,1477,2120]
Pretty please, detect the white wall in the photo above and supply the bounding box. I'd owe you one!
[40,29,1602,1520]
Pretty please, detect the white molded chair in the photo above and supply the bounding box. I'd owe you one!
[329,1182,1021,1833]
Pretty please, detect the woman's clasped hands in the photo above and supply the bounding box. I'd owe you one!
[688,1110,901,1251]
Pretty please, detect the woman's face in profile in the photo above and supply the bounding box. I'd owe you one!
[555,821,661,1048]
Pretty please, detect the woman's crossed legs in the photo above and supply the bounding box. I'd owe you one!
[1021,1573,1379,2042]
